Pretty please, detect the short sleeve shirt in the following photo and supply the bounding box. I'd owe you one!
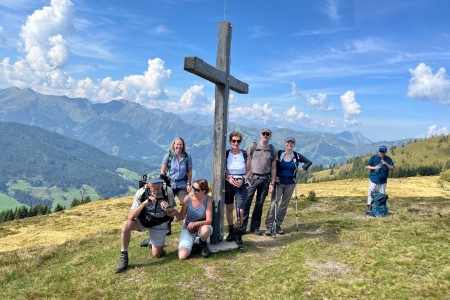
[247,142,277,174]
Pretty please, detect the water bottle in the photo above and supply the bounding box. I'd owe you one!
[376,163,382,172]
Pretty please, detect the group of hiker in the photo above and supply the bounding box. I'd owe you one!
[115,128,395,273]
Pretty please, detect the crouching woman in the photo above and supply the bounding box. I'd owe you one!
[174,179,213,259]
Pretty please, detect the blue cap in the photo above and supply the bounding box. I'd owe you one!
[149,178,164,184]
[379,145,387,152]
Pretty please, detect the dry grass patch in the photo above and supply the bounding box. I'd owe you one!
[300,176,450,198]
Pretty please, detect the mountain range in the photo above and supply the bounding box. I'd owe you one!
[0,87,411,182]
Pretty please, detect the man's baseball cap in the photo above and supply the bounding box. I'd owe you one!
[261,128,271,134]
[379,145,387,152]
[149,177,164,184]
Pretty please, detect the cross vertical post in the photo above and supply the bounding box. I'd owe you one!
[184,22,248,244]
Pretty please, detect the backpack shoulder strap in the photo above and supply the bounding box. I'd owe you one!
[241,149,247,161]
[167,150,174,169]
[293,151,300,166]
[277,150,283,160]
[226,149,230,160]
[183,151,189,170]
[270,144,275,161]
[164,186,175,207]
[249,142,257,158]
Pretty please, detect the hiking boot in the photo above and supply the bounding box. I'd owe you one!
[166,222,172,236]
[250,229,262,236]
[225,225,235,242]
[276,226,285,235]
[235,229,244,250]
[199,239,210,258]
[264,228,272,236]
[115,251,128,273]
[140,237,151,247]
[191,243,202,255]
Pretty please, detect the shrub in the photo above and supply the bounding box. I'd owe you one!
[306,190,317,202]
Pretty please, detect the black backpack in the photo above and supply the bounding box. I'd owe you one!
[138,173,148,189]
[138,185,174,228]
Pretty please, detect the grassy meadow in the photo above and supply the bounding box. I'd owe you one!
[0,176,449,299]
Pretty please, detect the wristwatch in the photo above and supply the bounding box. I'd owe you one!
[187,183,191,186]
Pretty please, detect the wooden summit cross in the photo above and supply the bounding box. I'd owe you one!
[184,22,249,244]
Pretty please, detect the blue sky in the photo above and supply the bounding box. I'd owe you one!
[0,0,449,142]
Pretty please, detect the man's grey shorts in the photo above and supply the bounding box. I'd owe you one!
[135,219,167,247]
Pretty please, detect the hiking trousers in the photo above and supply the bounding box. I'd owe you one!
[242,176,270,231]
[265,183,295,229]
[367,180,386,205]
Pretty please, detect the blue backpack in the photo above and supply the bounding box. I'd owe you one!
[370,191,389,217]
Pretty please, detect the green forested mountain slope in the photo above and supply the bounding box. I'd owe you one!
[0,122,153,209]
[310,135,450,182]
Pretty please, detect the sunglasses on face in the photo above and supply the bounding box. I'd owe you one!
[193,187,201,193]
[231,139,241,144]
[379,151,386,153]
[262,132,271,137]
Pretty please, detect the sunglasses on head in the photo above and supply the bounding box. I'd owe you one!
[231,139,241,143]
[262,132,271,136]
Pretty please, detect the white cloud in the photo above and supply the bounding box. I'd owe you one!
[340,90,361,127]
[247,26,268,38]
[307,93,334,111]
[285,106,310,123]
[20,0,74,71]
[290,81,302,97]
[343,118,360,127]
[0,0,172,106]
[0,26,6,47]
[407,63,450,105]
[340,90,361,116]
[291,81,334,110]
[165,84,212,113]
[322,0,340,21]
[152,25,173,37]
[230,102,280,124]
[426,124,448,137]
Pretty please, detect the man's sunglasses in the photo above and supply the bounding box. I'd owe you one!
[262,132,271,136]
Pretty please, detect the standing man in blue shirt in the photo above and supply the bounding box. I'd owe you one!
[365,145,395,211]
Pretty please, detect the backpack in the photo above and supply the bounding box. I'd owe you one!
[249,142,275,161]
[226,149,248,161]
[369,191,389,217]
[276,150,301,179]
[167,150,189,181]
[138,173,148,189]
[138,185,175,228]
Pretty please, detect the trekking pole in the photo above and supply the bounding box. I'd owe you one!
[295,183,299,233]
[272,182,278,238]
[235,205,243,249]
